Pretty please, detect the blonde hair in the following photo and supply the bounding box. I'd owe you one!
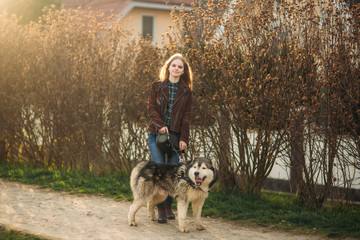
[159,53,193,89]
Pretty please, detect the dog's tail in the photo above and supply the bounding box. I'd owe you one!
[130,161,148,189]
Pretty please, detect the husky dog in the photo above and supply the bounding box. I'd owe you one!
[128,157,217,233]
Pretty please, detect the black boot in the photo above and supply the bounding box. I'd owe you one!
[165,202,175,220]
[157,205,167,223]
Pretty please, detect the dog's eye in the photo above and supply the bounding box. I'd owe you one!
[202,167,206,169]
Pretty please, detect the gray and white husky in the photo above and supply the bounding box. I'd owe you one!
[128,157,217,232]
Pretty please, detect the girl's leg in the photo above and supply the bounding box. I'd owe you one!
[148,132,167,223]
[167,150,180,164]
[164,151,181,219]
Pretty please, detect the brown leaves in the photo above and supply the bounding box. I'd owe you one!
[0,8,156,172]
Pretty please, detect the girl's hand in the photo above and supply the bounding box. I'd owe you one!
[158,127,168,134]
[179,141,187,151]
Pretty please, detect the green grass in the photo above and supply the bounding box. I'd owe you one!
[0,163,132,200]
[203,191,360,238]
[0,225,47,240]
[0,163,359,239]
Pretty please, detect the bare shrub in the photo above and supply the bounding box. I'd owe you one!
[0,14,25,162]
[0,8,161,173]
[275,0,360,207]
[167,0,292,193]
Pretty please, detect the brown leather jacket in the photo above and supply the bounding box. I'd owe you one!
[148,80,192,144]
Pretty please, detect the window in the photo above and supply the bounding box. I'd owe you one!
[142,15,154,40]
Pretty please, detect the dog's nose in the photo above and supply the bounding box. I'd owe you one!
[194,172,199,177]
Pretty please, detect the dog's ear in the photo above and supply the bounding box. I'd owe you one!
[207,158,218,189]
[208,158,215,168]
[209,168,218,189]
[186,158,195,166]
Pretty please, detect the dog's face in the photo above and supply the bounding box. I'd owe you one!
[188,157,217,189]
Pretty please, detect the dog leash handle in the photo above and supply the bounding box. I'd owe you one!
[168,139,184,162]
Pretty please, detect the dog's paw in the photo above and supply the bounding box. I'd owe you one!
[196,224,206,231]
[150,217,157,222]
[129,221,137,227]
[179,227,189,233]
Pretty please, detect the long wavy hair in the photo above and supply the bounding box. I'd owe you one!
[159,53,193,90]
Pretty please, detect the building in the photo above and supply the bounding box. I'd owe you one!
[62,0,193,46]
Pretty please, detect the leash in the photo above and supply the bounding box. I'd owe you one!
[166,129,184,162]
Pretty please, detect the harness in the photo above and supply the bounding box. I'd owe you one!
[175,170,208,193]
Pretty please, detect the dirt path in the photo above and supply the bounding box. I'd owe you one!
[0,179,329,240]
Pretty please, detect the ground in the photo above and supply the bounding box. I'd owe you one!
[0,179,330,240]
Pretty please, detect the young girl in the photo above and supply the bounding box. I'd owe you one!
[147,53,193,223]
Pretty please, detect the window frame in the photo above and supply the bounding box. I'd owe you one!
[141,14,155,44]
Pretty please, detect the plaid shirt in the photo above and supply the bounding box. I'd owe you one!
[164,80,179,127]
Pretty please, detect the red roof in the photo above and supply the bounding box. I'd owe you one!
[62,0,193,12]
[62,0,194,21]
[136,0,193,6]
